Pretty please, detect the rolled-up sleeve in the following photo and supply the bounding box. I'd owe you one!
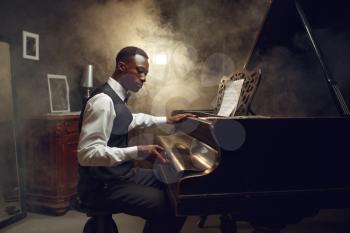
[78,94,138,167]
[128,113,167,131]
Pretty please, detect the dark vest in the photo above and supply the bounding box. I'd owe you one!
[78,83,133,201]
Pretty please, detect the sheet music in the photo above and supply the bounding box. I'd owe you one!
[217,78,244,117]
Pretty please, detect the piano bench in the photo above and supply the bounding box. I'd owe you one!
[70,197,120,233]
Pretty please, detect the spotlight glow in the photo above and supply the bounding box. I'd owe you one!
[154,54,168,65]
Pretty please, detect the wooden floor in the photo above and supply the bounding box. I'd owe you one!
[0,209,350,233]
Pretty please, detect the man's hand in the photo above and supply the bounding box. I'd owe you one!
[137,145,167,164]
[166,113,196,124]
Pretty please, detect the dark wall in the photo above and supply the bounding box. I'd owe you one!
[0,0,95,118]
[0,0,107,185]
[0,0,271,119]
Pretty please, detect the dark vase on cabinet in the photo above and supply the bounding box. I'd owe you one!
[25,112,80,215]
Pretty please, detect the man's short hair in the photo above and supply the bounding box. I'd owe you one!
[115,46,149,64]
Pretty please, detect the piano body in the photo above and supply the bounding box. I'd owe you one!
[156,0,350,232]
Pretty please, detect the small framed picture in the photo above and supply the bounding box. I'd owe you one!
[47,74,70,113]
[22,31,39,60]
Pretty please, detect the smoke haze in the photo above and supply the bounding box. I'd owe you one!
[57,0,269,115]
[1,0,350,217]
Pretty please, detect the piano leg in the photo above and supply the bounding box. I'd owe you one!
[197,215,207,228]
[219,214,237,233]
[251,223,285,233]
[197,214,237,233]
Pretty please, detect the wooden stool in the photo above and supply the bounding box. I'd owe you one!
[71,197,120,233]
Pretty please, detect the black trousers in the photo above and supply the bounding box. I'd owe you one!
[97,168,186,233]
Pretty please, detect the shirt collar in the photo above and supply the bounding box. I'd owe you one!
[107,77,130,102]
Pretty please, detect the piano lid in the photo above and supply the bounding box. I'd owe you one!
[243,0,350,116]
[245,0,350,68]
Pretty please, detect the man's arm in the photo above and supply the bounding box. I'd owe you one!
[129,113,195,131]
[78,94,138,167]
[128,113,166,131]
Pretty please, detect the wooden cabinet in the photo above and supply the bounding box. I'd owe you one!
[25,113,80,215]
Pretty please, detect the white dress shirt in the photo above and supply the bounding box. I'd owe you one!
[78,77,167,167]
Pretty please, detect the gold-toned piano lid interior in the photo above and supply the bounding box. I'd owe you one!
[157,134,219,174]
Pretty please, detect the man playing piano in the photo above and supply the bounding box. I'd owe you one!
[77,46,191,233]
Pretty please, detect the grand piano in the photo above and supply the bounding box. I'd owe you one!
[155,0,350,232]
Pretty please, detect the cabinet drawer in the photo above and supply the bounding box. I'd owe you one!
[56,120,79,134]
[26,113,80,215]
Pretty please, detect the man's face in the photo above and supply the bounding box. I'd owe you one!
[118,54,149,92]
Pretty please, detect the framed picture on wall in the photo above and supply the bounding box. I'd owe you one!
[47,74,70,113]
[22,31,39,60]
